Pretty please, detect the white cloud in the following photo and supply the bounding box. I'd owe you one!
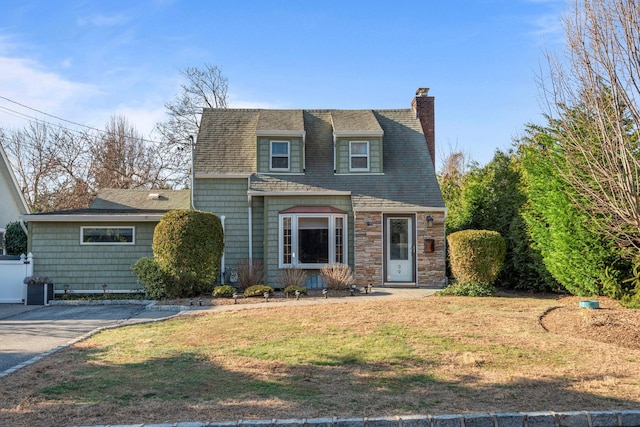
[76,13,130,27]
[0,55,98,128]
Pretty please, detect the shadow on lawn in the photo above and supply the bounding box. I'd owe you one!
[2,348,638,426]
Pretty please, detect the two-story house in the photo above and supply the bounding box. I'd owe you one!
[21,88,446,294]
[194,88,446,288]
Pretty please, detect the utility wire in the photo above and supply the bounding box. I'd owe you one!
[0,94,175,146]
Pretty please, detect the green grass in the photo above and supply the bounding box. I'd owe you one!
[7,295,638,426]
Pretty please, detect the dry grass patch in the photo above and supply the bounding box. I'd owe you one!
[1,295,640,426]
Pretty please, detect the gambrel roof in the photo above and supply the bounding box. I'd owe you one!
[195,108,444,210]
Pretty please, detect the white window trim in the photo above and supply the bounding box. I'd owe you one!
[279,213,348,268]
[0,228,5,255]
[270,140,290,172]
[80,226,136,245]
[349,141,370,172]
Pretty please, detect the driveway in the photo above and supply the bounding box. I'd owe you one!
[0,304,173,375]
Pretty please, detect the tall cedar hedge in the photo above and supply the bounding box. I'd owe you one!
[4,221,27,256]
[519,127,632,297]
[447,229,505,286]
[152,209,223,296]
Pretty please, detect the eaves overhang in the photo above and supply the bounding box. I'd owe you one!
[22,214,164,222]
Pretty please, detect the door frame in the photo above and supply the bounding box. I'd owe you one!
[383,213,416,285]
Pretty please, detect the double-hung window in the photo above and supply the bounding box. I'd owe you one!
[270,141,290,171]
[279,213,347,268]
[81,226,135,245]
[349,141,369,171]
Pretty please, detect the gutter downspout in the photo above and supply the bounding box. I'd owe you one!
[220,215,226,284]
[247,176,253,263]
[19,217,27,236]
[189,135,195,210]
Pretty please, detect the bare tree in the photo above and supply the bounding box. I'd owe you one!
[541,0,640,253]
[1,122,93,212]
[90,115,168,190]
[1,115,174,212]
[154,64,229,186]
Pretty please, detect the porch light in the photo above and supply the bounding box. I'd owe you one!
[425,215,434,228]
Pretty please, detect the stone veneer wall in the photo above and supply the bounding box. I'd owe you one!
[354,211,446,288]
[416,212,446,288]
[354,212,383,285]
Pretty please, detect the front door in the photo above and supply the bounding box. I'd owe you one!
[385,216,414,282]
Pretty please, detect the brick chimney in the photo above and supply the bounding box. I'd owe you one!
[411,88,435,167]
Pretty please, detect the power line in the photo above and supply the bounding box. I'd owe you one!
[0,94,177,146]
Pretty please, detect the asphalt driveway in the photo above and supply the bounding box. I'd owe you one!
[0,304,170,375]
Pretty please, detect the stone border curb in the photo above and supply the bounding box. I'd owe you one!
[74,411,640,427]
[49,299,155,306]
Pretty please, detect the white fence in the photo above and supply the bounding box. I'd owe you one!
[0,253,33,303]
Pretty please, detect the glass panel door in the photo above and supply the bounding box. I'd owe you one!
[386,217,413,282]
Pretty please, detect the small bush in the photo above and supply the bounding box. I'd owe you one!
[447,230,506,286]
[236,259,266,290]
[284,285,307,297]
[276,268,308,289]
[213,285,236,298]
[244,284,274,298]
[321,263,355,290]
[4,221,27,255]
[437,282,497,297]
[132,257,179,299]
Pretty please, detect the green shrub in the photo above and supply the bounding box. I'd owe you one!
[152,209,224,297]
[320,263,355,290]
[284,285,307,297]
[4,221,27,255]
[437,282,497,297]
[213,285,236,298]
[131,257,179,299]
[244,284,274,297]
[447,229,506,286]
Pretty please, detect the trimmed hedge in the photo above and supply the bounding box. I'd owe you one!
[152,209,224,297]
[447,229,506,286]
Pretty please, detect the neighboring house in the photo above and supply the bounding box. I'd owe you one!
[194,88,446,288]
[22,189,190,293]
[0,143,29,254]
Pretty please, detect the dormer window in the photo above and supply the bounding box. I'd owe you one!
[270,141,290,171]
[349,141,369,171]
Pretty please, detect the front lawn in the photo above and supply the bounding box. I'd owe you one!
[1,295,639,425]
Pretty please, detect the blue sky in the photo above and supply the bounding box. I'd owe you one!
[0,0,568,169]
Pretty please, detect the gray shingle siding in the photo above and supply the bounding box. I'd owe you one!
[194,178,250,270]
[30,221,155,291]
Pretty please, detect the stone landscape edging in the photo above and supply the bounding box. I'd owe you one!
[68,410,640,427]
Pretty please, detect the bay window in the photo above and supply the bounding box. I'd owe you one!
[279,213,347,268]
